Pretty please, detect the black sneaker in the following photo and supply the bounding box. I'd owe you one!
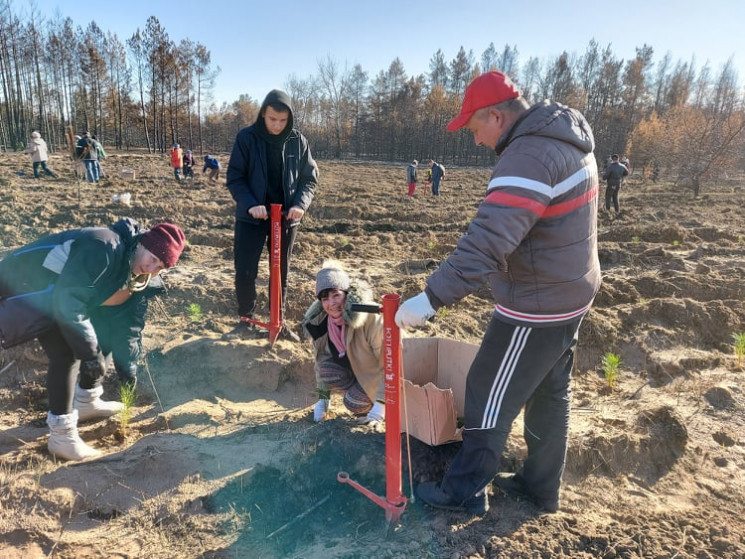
[493,473,558,513]
[223,319,257,340]
[416,481,489,515]
[279,324,300,342]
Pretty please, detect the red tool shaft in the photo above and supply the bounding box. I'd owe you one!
[268,203,282,344]
[382,293,406,519]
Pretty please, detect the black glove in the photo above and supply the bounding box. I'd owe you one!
[79,354,107,388]
[115,362,138,389]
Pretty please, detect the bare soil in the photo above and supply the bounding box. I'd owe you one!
[0,150,744,558]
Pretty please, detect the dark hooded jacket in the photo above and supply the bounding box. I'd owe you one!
[602,161,629,188]
[226,90,319,225]
[0,219,155,376]
[425,100,602,327]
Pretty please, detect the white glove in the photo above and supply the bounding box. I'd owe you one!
[358,401,385,424]
[395,292,436,329]
[313,399,330,422]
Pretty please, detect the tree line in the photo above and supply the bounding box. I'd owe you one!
[2,3,744,195]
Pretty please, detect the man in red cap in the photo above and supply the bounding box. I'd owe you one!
[396,71,601,515]
[0,219,185,461]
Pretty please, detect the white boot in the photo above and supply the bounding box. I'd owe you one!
[47,410,101,461]
[313,399,330,422]
[73,384,124,421]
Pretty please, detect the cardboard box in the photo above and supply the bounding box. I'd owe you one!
[120,169,136,180]
[401,337,480,446]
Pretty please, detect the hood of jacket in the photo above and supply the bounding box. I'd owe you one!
[110,217,146,253]
[303,279,375,332]
[496,100,595,156]
[256,89,295,136]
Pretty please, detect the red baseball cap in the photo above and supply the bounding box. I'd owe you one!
[446,71,521,131]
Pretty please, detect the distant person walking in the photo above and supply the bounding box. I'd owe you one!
[26,131,58,179]
[203,155,221,182]
[602,154,629,214]
[170,144,184,181]
[76,132,99,183]
[406,160,419,196]
[183,150,195,179]
[91,135,106,179]
[429,159,444,196]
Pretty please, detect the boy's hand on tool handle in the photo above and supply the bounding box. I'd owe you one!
[286,206,305,220]
[249,205,304,221]
[395,292,436,329]
[248,205,268,219]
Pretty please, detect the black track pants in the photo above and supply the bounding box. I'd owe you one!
[441,313,582,505]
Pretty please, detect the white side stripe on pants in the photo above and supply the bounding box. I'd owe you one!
[480,326,531,429]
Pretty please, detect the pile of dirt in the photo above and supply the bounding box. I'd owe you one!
[0,150,743,558]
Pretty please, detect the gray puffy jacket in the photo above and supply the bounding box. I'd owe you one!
[426,101,602,327]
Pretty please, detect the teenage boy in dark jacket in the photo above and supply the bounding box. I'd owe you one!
[0,219,186,461]
[226,89,319,341]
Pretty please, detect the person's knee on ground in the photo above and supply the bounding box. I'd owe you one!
[343,383,373,416]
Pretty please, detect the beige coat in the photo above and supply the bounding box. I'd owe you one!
[27,137,49,163]
[302,280,385,402]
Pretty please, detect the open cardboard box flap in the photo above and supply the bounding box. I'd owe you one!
[400,337,479,445]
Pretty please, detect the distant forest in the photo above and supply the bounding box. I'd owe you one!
[2,6,744,195]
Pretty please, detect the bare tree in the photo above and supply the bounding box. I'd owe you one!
[347,64,368,157]
[127,30,152,151]
[194,42,214,154]
[317,55,350,158]
[481,43,498,72]
[428,49,448,90]
[449,47,473,96]
[497,44,519,77]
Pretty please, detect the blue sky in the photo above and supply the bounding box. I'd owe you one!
[18,0,745,107]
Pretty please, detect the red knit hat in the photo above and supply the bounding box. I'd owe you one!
[446,71,521,131]
[140,223,186,268]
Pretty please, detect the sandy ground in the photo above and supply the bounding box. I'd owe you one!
[0,151,744,558]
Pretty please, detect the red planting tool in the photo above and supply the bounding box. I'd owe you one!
[243,203,284,345]
[337,294,408,524]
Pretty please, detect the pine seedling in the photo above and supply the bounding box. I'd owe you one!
[732,332,745,368]
[119,382,137,432]
[436,306,450,319]
[188,303,202,322]
[601,352,622,390]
